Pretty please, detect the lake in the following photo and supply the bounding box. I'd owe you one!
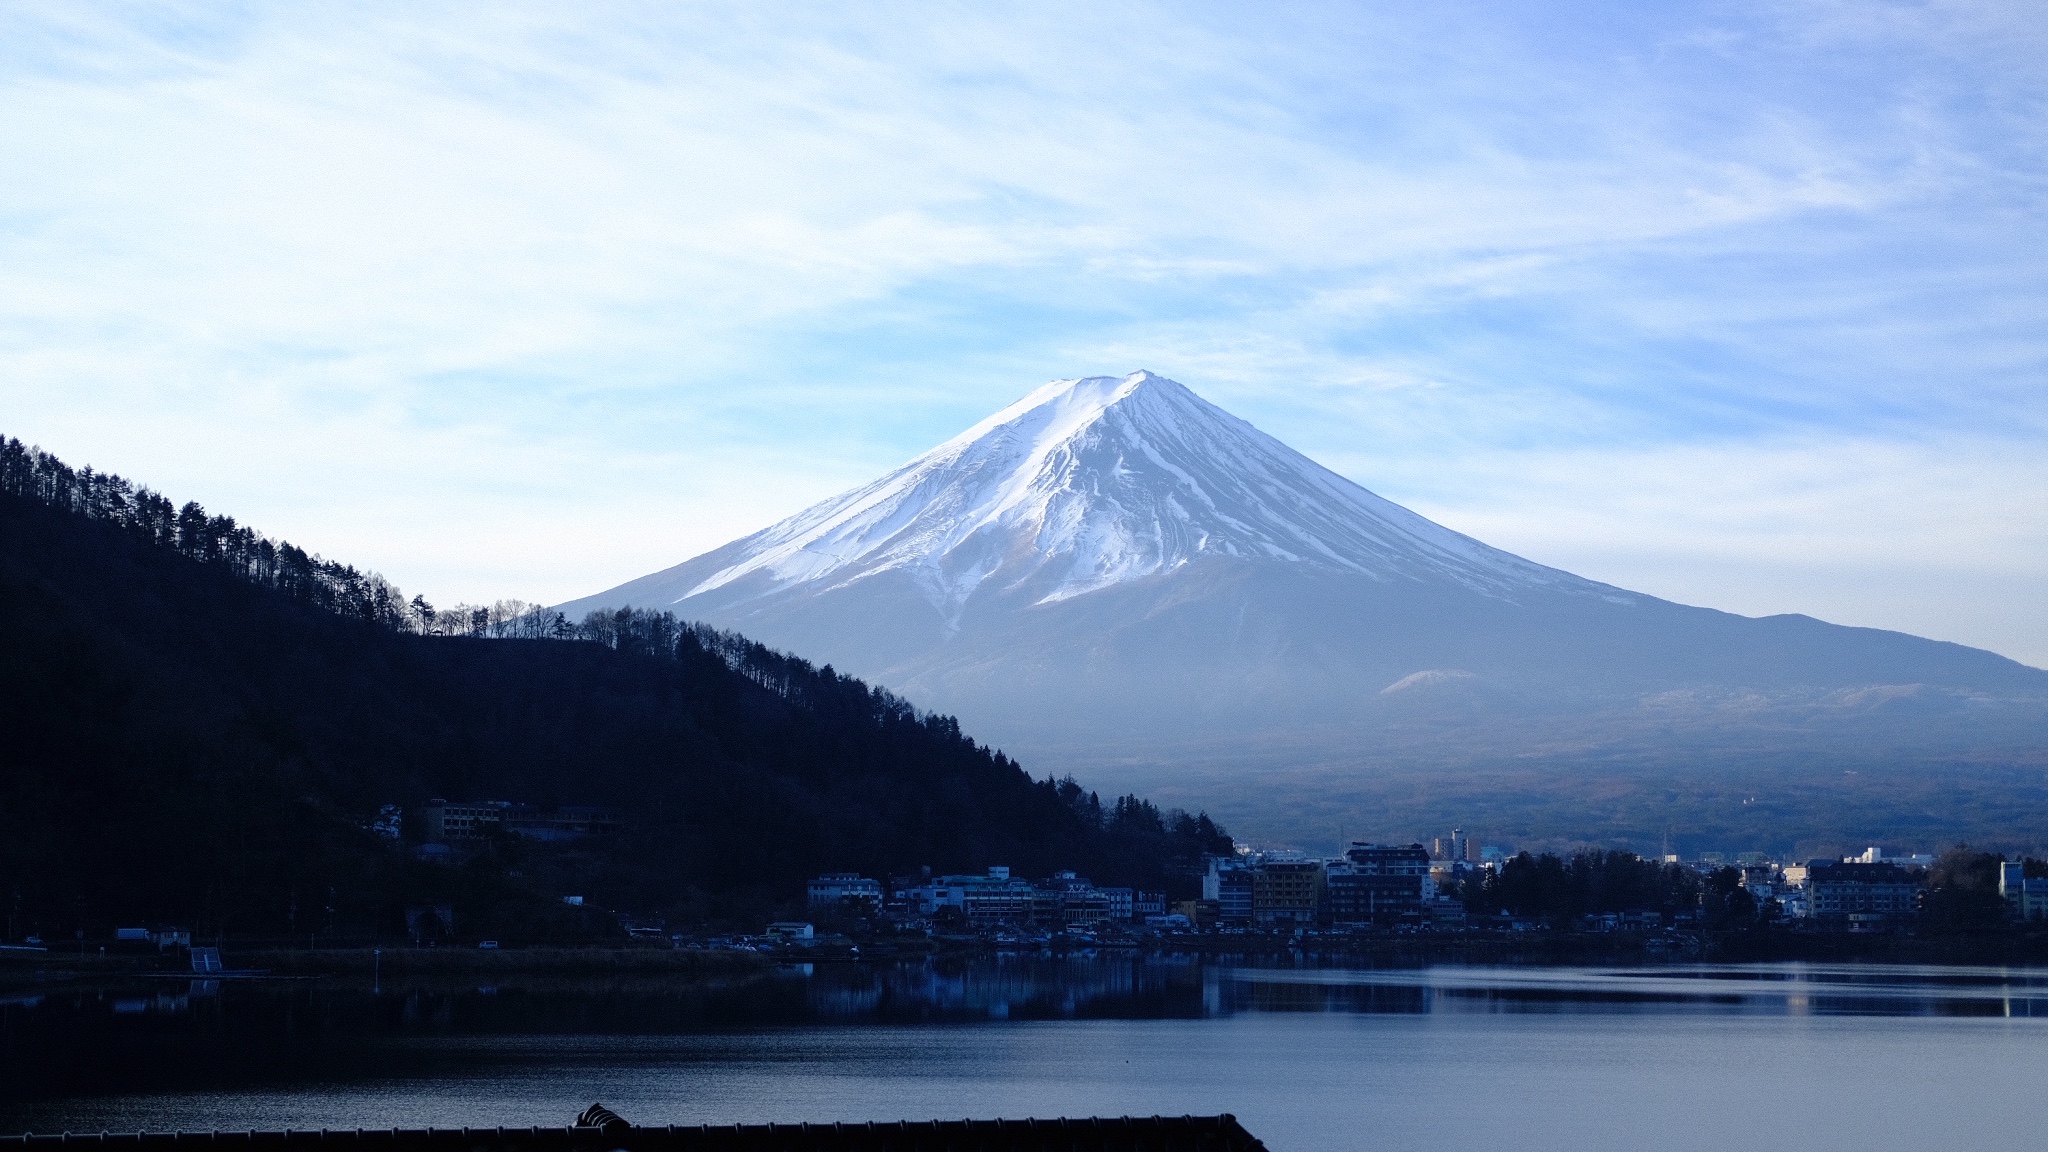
[6,956,2048,1151]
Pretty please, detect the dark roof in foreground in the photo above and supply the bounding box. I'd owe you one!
[0,1117,1269,1152]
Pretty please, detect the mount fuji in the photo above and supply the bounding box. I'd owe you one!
[562,372,2048,848]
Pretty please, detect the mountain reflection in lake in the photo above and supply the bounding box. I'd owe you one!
[7,957,2048,1152]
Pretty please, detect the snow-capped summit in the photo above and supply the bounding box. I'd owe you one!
[605,371,1610,622]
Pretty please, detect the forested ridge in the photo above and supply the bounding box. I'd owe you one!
[0,436,1231,942]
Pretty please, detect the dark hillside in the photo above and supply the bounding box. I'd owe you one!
[0,440,1228,943]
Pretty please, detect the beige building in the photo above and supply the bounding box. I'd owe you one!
[1252,860,1325,928]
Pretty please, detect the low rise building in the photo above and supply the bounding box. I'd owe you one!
[1206,859,1254,926]
[1326,843,1430,926]
[504,805,617,842]
[1252,859,1325,928]
[415,799,616,844]
[1037,872,1113,927]
[1173,899,1219,931]
[1425,897,1467,925]
[1738,864,1779,892]
[1805,861,1918,924]
[1999,862,2048,921]
[416,799,509,842]
[1100,887,1135,921]
[1846,847,1935,869]
[807,873,884,917]
[901,867,1039,924]
[897,877,967,917]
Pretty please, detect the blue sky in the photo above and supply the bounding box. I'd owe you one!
[3,1,2044,665]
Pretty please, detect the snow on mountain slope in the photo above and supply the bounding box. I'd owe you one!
[614,371,1624,620]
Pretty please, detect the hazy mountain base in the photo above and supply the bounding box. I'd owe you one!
[645,560,2048,855]
[626,558,2048,717]
[1029,726,2048,861]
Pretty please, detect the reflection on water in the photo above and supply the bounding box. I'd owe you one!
[11,958,2048,1047]
[7,958,2048,1151]
[818,956,2048,1020]
[1225,963,2048,1017]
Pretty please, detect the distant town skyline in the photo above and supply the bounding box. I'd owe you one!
[3,3,2043,666]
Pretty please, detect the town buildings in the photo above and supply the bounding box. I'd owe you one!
[888,867,1165,929]
[799,837,2046,940]
[866,841,1447,935]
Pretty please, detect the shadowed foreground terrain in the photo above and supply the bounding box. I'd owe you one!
[0,440,1227,943]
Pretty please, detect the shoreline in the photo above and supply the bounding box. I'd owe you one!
[11,928,2048,991]
[0,946,772,992]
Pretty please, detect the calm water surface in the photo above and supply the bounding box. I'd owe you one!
[6,957,2048,1152]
